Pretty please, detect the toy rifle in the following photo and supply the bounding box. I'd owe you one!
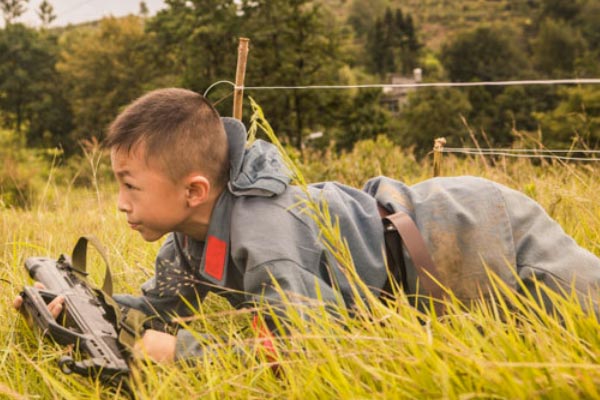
[19,236,136,388]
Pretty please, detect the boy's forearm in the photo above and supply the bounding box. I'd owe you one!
[113,292,198,322]
[175,329,213,360]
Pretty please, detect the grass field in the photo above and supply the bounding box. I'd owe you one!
[1,117,600,398]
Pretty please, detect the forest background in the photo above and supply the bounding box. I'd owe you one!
[1,0,600,208]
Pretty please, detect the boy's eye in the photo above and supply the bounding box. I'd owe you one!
[124,183,136,190]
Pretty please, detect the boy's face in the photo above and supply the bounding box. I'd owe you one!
[111,145,190,242]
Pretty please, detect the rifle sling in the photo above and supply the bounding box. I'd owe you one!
[378,205,445,313]
[71,235,113,296]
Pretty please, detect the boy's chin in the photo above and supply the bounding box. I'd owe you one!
[137,229,166,242]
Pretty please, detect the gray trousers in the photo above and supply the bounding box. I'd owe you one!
[395,177,600,316]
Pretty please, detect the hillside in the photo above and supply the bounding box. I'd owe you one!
[320,0,539,49]
[51,1,540,51]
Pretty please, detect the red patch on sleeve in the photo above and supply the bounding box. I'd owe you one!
[205,236,226,281]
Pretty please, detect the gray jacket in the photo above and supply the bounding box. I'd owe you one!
[115,118,600,360]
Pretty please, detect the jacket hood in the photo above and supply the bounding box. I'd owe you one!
[222,117,291,197]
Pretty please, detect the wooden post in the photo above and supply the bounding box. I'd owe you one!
[233,38,250,121]
[433,137,446,177]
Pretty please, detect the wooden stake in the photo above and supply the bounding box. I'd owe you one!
[233,38,250,120]
[433,137,446,177]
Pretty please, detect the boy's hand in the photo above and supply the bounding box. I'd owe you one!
[12,282,65,318]
[134,329,176,363]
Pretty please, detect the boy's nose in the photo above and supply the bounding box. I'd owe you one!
[117,192,131,213]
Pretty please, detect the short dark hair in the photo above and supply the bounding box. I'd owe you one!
[105,88,229,189]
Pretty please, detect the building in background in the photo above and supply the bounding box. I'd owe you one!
[381,68,422,115]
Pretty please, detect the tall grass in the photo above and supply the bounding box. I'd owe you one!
[1,108,599,398]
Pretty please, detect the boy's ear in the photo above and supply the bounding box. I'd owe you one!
[185,175,211,207]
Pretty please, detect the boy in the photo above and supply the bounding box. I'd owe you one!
[15,88,600,363]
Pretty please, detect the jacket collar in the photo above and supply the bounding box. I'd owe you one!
[197,117,290,285]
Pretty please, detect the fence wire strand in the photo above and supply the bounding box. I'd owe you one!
[439,148,600,162]
[203,78,600,97]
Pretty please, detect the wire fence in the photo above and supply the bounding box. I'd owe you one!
[204,78,600,96]
[204,78,600,163]
[438,148,600,162]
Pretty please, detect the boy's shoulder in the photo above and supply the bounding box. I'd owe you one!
[231,185,304,219]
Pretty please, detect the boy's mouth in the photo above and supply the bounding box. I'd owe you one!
[128,221,140,230]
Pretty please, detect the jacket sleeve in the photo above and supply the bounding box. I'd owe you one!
[242,259,347,333]
[113,234,208,323]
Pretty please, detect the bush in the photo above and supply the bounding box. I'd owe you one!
[302,135,423,187]
[0,129,55,209]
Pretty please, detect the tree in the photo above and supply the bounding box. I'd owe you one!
[399,14,420,74]
[538,0,583,22]
[0,0,27,25]
[532,18,586,78]
[366,7,421,76]
[483,85,561,145]
[240,0,349,148]
[575,1,600,77]
[146,0,240,95]
[57,16,162,148]
[139,1,149,17]
[333,89,392,150]
[577,1,600,53]
[0,23,71,148]
[37,0,55,27]
[440,25,537,143]
[145,0,358,149]
[441,25,529,83]
[534,87,600,148]
[398,88,472,155]
[367,19,388,76]
[347,0,387,38]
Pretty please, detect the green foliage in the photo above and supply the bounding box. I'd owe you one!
[0,0,27,25]
[37,0,56,27]
[241,0,348,148]
[534,86,600,148]
[459,85,560,146]
[397,87,472,154]
[441,25,530,82]
[303,135,423,187]
[146,0,240,94]
[346,0,388,38]
[0,23,70,148]
[1,0,600,158]
[366,7,421,76]
[538,0,583,22]
[139,1,149,17]
[57,16,162,150]
[532,18,586,78]
[486,85,557,142]
[327,0,541,51]
[331,89,393,150]
[0,128,55,209]
[436,23,589,146]
[577,1,600,54]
